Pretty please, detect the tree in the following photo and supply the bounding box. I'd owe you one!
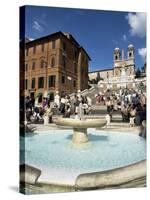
[141,62,146,73]
[135,67,141,78]
[96,72,101,82]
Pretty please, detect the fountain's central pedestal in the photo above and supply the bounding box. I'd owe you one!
[55,118,106,144]
[72,128,88,143]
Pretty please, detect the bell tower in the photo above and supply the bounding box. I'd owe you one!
[114,47,121,63]
[113,47,121,77]
[127,44,134,59]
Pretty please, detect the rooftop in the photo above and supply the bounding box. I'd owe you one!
[22,31,91,60]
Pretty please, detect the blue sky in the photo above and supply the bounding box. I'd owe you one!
[22,5,146,72]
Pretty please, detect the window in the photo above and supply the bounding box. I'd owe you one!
[41,60,45,68]
[115,55,118,60]
[31,78,35,89]
[73,80,76,88]
[51,57,55,67]
[73,49,77,59]
[62,55,66,68]
[52,40,55,49]
[62,42,66,51]
[32,61,35,70]
[41,43,45,52]
[33,46,36,54]
[73,62,77,74]
[48,75,56,87]
[38,77,44,88]
[61,76,65,84]
[25,79,28,90]
[25,63,28,71]
[26,48,29,56]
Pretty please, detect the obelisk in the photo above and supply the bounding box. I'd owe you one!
[120,49,126,89]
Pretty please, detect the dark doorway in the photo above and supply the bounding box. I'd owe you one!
[30,92,34,98]
[49,92,54,101]
[38,94,43,103]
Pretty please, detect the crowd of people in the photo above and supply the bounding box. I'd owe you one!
[54,93,92,119]
[25,96,53,124]
[24,88,146,137]
[24,92,92,124]
[95,89,146,128]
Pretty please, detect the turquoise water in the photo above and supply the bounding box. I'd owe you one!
[20,129,146,177]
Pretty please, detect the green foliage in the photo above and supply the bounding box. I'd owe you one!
[135,67,141,78]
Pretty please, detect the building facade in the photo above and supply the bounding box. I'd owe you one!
[89,44,136,89]
[20,32,91,100]
[89,68,113,82]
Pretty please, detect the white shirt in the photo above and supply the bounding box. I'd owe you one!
[60,97,65,104]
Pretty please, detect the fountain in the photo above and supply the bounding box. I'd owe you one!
[21,129,146,188]
[56,118,107,144]
[21,110,146,192]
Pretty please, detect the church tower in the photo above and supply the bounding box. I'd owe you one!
[113,47,121,77]
[127,44,134,60]
[126,44,135,76]
[114,47,121,63]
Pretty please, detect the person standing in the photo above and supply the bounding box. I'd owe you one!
[129,106,136,127]
[54,92,60,109]
[87,96,92,114]
[140,92,146,106]
[59,95,66,115]
[64,100,71,118]
[74,96,80,118]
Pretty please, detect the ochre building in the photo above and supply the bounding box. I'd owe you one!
[20,31,91,100]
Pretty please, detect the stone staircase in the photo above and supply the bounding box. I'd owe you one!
[69,85,102,104]
[83,86,101,104]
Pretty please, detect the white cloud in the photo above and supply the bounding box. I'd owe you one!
[122,34,127,41]
[32,21,43,32]
[28,37,34,41]
[126,12,146,38]
[35,18,47,27]
[138,48,147,60]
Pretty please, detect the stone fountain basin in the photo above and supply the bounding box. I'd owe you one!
[75,160,146,189]
[56,118,107,144]
[56,118,107,128]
